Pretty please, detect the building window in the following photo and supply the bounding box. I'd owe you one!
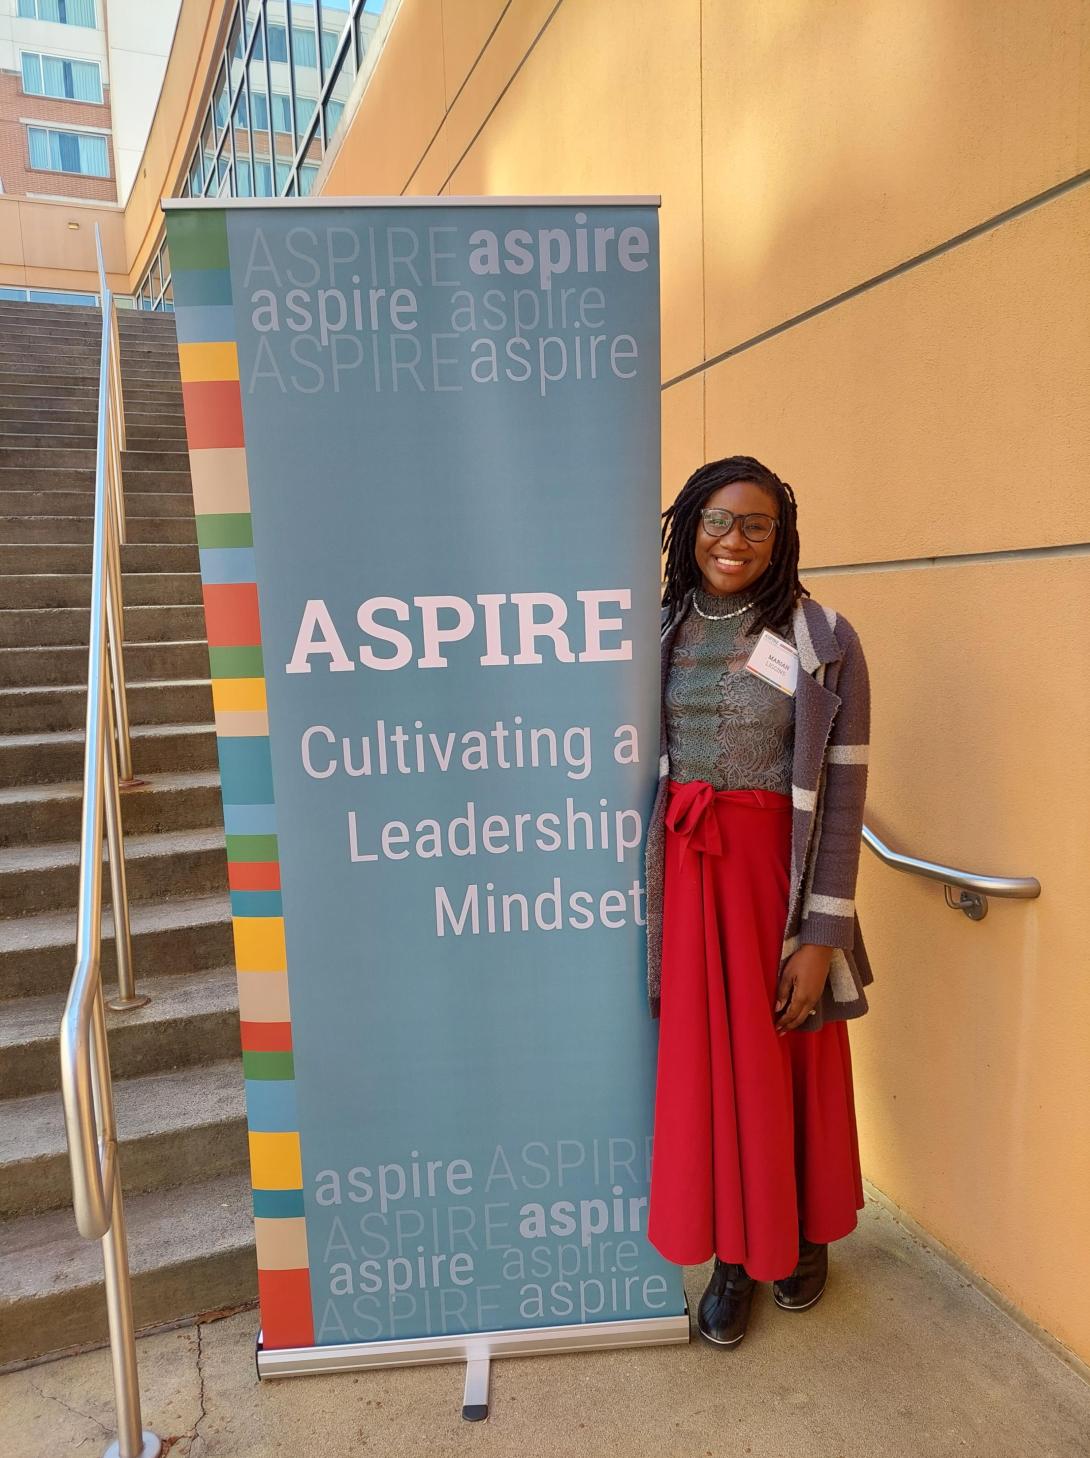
[271,92,292,134]
[21,52,103,104]
[17,0,97,26]
[266,24,318,69]
[27,125,109,177]
[321,30,342,70]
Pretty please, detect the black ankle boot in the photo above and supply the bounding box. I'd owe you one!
[772,1232,828,1311]
[696,1259,755,1346]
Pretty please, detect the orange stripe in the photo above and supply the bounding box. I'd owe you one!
[229,861,281,891]
[241,1020,293,1052]
[183,379,245,449]
[204,582,261,647]
[258,1267,314,1350]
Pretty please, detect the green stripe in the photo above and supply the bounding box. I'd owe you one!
[166,208,229,272]
[242,1050,295,1081]
[227,833,279,862]
[209,644,264,678]
[197,512,253,549]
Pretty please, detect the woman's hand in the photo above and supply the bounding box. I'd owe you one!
[774,944,833,1033]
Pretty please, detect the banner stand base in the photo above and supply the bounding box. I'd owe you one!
[256,1312,690,1420]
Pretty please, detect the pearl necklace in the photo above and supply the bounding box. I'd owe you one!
[691,594,754,622]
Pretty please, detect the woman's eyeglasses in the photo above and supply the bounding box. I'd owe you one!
[700,509,778,543]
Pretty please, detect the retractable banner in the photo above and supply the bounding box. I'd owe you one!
[164,197,685,1372]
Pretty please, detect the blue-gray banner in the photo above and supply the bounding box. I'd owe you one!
[167,198,683,1353]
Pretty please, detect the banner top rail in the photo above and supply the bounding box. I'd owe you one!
[161,195,662,212]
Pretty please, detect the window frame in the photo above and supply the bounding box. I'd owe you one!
[18,0,98,27]
[19,49,104,105]
[26,122,111,178]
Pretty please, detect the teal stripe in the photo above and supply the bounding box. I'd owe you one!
[232,889,283,918]
[218,737,274,804]
[252,1187,305,1218]
[173,268,233,309]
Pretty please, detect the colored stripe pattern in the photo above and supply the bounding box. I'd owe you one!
[169,208,314,1351]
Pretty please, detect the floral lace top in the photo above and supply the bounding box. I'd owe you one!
[664,589,795,795]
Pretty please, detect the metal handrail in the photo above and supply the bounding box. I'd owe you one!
[862,822,1041,921]
[59,226,160,1458]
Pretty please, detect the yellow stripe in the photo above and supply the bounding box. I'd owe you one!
[249,1131,302,1189]
[213,677,267,713]
[234,917,287,973]
[178,339,240,382]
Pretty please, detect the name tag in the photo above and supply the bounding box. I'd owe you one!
[744,629,799,696]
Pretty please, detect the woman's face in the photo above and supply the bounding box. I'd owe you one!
[693,480,780,598]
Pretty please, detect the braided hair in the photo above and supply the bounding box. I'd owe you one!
[661,454,808,636]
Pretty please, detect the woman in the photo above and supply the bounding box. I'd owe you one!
[645,454,874,1348]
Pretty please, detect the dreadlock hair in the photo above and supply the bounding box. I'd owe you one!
[661,455,808,637]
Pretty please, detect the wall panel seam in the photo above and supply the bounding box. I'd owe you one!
[802,543,1090,576]
[665,165,1090,391]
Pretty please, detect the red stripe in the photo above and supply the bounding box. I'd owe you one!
[258,1268,314,1350]
[182,380,244,449]
[229,861,281,891]
[204,582,261,646]
[241,1021,293,1052]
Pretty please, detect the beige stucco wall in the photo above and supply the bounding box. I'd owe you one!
[0,195,126,292]
[319,0,1090,1364]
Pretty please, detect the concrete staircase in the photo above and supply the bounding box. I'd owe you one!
[0,301,256,1369]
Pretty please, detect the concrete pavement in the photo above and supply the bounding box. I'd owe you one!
[2,1195,1088,1458]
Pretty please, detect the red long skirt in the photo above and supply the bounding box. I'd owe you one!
[647,779,864,1282]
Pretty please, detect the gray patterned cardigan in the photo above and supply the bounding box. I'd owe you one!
[645,592,874,1030]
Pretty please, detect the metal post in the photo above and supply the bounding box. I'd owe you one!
[103,679,145,1012]
[100,1169,159,1458]
[104,444,135,787]
[110,303,127,457]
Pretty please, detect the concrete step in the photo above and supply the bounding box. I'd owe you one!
[0,513,195,544]
[0,721,217,789]
[0,447,189,472]
[0,488,194,519]
[0,469,192,495]
[0,384,183,407]
[0,364,180,384]
[0,426,189,451]
[0,426,189,449]
[0,889,232,999]
[0,602,205,649]
[0,638,208,689]
[0,768,222,846]
[0,400,185,424]
[0,965,238,1099]
[0,1169,255,1368]
[0,541,197,574]
[0,347,180,368]
[0,571,202,609]
[0,676,212,732]
[0,1057,246,1218]
[0,823,226,918]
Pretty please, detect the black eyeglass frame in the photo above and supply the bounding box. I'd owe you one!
[699,507,779,543]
